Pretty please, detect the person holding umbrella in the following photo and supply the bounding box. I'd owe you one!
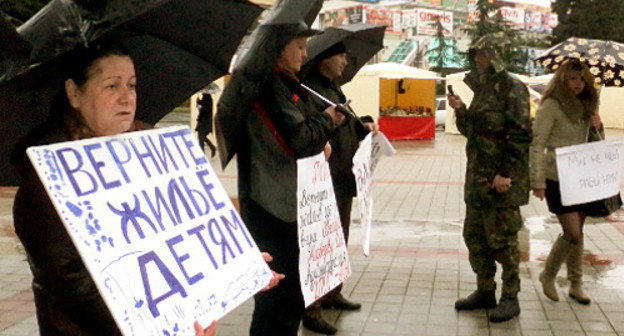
[447,34,532,323]
[300,41,378,335]
[11,43,284,336]
[222,21,345,335]
[530,59,602,305]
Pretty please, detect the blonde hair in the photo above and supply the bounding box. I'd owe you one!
[541,59,598,106]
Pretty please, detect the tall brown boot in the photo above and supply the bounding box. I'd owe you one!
[567,237,591,305]
[539,236,575,301]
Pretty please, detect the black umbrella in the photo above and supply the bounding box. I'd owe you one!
[215,0,324,168]
[0,12,31,62]
[0,0,262,185]
[535,37,624,87]
[302,23,386,85]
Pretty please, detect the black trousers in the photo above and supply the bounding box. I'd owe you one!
[241,198,304,336]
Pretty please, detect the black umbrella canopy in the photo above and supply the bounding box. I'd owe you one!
[302,23,386,85]
[535,37,624,87]
[0,0,263,185]
[215,0,324,168]
[0,12,31,62]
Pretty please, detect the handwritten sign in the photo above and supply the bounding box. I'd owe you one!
[27,126,272,336]
[555,139,624,206]
[352,133,396,256]
[297,152,351,307]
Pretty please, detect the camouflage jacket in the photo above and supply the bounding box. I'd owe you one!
[456,68,532,207]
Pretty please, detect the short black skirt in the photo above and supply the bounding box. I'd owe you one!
[545,179,586,215]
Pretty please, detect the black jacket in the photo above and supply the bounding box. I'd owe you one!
[303,69,371,198]
[239,69,335,222]
[13,127,121,336]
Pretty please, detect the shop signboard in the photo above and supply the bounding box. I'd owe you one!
[524,10,543,32]
[467,0,479,22]
[442,0,468,10]
[498,6,525,29]
[364,6,403,33]
[417,8,453,37]
[543,13,558,33]
[320,6,363,29]
[402,9,418,30]
[415,0,442,5]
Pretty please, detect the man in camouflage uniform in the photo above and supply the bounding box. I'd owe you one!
[448,34,531,323]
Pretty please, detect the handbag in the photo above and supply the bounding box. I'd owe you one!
[582,193,623,218]
[582,126,623,217]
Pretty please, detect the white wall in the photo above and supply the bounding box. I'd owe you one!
[342,74,381,120]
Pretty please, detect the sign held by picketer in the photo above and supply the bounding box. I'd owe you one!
[555,139,624,206]
[297,152,351,307]
[352,132,395,256]
[27,126,272,336]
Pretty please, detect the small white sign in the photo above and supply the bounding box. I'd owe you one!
[352,133,396,256]
[27,126,272,336]
[555,139,624,206]
[297,152,351,307]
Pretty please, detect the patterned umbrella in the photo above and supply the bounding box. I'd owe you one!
[535,37,624,87]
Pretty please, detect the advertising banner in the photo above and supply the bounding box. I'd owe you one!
[498,6,525,29]
[320,6,364,29]
[364,6,403,33]
[417,8,453,37]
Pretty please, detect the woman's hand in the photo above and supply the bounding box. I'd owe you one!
[532,188,545,201]
[325,106,346,126]
[491,174,511,193]
[589,112,602,128]
[447,94,465,110]
[261,252,285,291]
[323,142,332,161]
[194,321,217,336]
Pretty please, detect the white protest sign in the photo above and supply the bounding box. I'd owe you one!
[27,126,272,336]
[352,132,396,256]
[297,152,351,307]
[555,139,624,206]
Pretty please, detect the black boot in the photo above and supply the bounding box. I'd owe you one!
[454,290,496,310]
[302,308,337,335]
[321,293,361,310]
[489,297,520,323]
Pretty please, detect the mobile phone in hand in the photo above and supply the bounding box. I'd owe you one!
[447,85,455,96]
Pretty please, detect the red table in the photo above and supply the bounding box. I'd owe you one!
[378,116,435,140]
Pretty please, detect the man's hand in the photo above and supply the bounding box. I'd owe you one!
[261,252,285,291]
[325,106,346,126]
[447,94,465,110]
[491,174,512,193]
[194,321,217,336]
[532,188,545,201]
[365,122,379,135]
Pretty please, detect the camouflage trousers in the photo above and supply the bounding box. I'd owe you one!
[463,205,523,298]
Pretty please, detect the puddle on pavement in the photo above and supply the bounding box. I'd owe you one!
[524,215,624,292]
[351,215,624,292]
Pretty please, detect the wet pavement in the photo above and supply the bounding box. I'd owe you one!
[1,114,624,335]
